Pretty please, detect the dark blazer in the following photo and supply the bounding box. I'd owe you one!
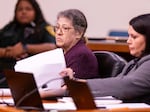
[87,54,150,104]
[0,22,55,70]
[65,39,99,79]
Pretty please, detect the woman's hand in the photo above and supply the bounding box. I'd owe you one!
[5,42,28,60]
[0,48,6,58]
[59,68,75,79]
[60,68,86,82]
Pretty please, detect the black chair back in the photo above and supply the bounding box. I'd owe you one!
[93,51,127,78]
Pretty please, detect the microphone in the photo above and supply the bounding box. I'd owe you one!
[15,77,63,109]
[0,77,6,85]
[41,77,62,89]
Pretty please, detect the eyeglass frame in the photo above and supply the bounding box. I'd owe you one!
[53,25,74,33]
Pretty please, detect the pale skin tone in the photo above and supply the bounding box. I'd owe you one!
[55,17,82,54]
[127,25,146,57]
[0,0,56,60]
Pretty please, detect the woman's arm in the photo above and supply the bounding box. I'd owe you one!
[25,43,56,55]
[0,48,6,58]
[4,42,56,60]
[87,60,150,100]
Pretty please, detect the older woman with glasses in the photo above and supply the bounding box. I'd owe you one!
[54,9,99,79]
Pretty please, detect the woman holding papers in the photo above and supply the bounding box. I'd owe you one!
[0,0,56,87]
[54,9,99,79]
[60,14,150,104]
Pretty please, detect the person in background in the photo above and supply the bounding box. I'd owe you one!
[60,14,150,104]
[54,9,99,79]
[0,0,56,87]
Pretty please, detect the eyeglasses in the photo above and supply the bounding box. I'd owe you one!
[54,25,74,33]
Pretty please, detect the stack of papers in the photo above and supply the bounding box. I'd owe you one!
[0,97,150,110]
[105,103,150,109]
[14,48,66,89]
[43,97,150,110]
[0,88,11,96]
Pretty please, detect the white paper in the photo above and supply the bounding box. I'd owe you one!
[14,48,66,89]
[57,96,122,106]
[0,98,14,106]
[56,97,150,110]
[43,102,76,110]
[0,97,150,110]
[43,102,150,110]
[104,103,150,109]
[0,88,12,96]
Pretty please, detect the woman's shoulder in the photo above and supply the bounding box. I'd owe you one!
[0,22,18,38]
[45,25,55,37]
[74,46,94,59]
[133,54,150,69]
[139,54,150,63]
[39,22,55,37]
[0,22,16,31]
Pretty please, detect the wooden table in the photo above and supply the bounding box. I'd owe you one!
[86,39,134,61]
[0,105,150,112]
[0,97,150,112]
[86,40,129,53]
[0,106,25,112]
[43,100,150,112]
[58,108,150,112]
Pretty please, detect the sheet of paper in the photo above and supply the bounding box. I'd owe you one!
[43,102,76,110]
[57,96,122,104]
[0,97,150,110]
[0,88,11,96]
[43,102,150,110]
[104,103,150,109]
[56,97,150,110]
[14,48,66,89]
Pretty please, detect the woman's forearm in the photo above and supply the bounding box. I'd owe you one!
[26,43,57,54]
[0,48,6,58]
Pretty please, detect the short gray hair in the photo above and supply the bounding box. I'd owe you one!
[57,9,87,37]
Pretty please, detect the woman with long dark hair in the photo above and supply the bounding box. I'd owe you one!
[0,0,56,87]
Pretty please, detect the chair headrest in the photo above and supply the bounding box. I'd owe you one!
[93,51,127,78]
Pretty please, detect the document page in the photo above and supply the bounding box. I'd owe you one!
[43,97,150,110]
[14,48,66,89]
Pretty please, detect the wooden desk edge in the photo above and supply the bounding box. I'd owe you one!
[87,41,129,53]
[58,108,150,112]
